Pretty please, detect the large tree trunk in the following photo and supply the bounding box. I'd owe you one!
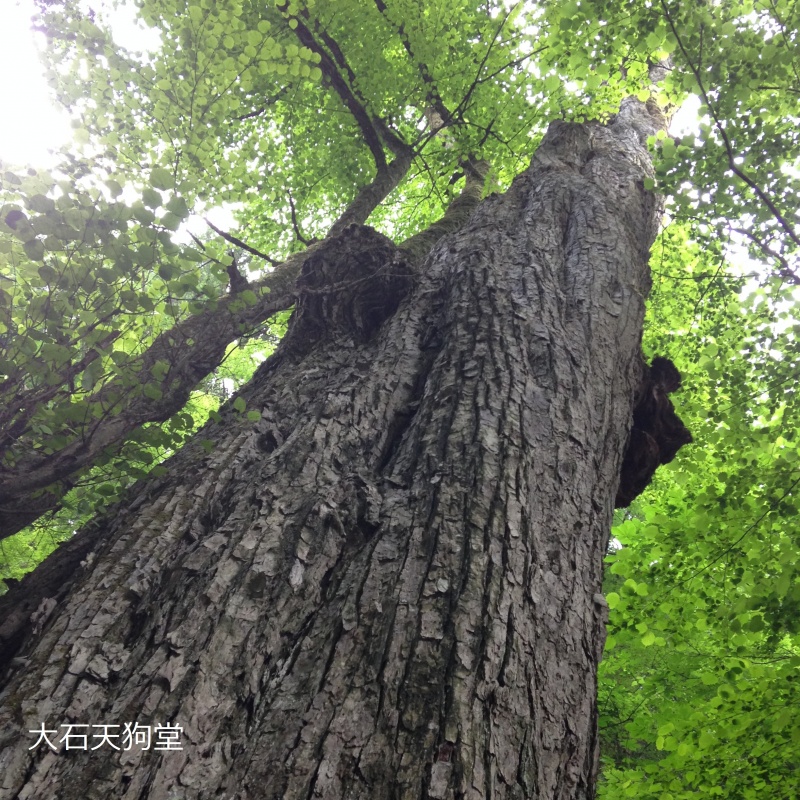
[0,101,662,800]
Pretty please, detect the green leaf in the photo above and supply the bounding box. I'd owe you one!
[150,167,174,190]
[544,75,561,93]
[26,194,56,213]
[38,264,58,283]
[23,240,45,261]
[158,263,176,280]
[142,188,163,209]
[143,383,163,400]
[165,195,190,218]
[105,179,123,197]
[160,212,182,231]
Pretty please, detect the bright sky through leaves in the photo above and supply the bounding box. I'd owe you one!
[0,1,72,167]
[0,0,162,168]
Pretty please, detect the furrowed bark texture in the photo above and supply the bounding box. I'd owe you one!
[0,100,662,800]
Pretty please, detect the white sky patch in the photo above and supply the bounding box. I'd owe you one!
[176,205,244,246]
[0,0,72,167]
[669,93,702,138]
[96,0,162,54]
[0,0,161,170]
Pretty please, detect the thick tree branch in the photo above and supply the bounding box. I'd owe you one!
[328,151,415,237]
[400,159,490,261]
[0,147,420,539]
[305,13,409,156]
[271,6,419,239]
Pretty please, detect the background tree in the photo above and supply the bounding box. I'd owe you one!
[0,0,799,798]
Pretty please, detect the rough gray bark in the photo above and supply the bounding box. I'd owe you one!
[0,100,662,800]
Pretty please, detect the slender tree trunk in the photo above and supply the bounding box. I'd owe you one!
[0,100,662,800]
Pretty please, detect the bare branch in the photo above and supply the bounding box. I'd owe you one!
[372,0,453,130]
[450,6,523,125]
[235,86,290,120]
[287,193,314,246]
[204,219,280,266]
[730,226,799,284]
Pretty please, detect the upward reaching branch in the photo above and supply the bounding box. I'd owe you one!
[372,0,453,132]
[328,151,415,237]
[276,2,391,168]
[400,159,490,260]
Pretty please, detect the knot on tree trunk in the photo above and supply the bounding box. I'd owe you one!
[615,356,693,508]
[286,224,414,354]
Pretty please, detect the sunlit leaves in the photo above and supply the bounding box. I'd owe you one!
[600,240,800,798]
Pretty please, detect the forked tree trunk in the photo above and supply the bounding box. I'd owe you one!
[0,100,662,800]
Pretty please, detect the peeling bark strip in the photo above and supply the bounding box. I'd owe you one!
[0,100,664,800]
